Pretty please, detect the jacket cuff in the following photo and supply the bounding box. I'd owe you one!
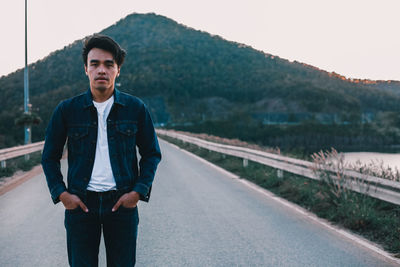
[132,183,150,202]
[51,184,67,204]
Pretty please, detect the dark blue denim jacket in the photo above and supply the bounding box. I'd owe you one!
[41,88,161,204]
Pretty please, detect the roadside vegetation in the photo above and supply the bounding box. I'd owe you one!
[159,134,400,257]
[172,118,400,157]
[0,151,42,179]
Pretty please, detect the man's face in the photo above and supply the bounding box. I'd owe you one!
[85,48,120,93]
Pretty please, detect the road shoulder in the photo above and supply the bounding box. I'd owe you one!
[160,138,400,265]
[0,165,43,196]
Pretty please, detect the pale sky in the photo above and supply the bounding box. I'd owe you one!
[0,0,399,80]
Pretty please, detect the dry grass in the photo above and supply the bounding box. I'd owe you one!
[348,159,400,182]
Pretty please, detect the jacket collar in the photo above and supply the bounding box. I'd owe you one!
[83,88,126,109]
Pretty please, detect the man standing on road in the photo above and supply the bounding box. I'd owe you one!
[42,34,161,266]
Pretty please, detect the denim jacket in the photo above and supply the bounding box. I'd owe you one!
[41,88,162,204]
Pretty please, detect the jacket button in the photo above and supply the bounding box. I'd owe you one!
[84,177,88,181]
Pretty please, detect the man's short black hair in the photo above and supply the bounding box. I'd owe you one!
[82,34,126,67]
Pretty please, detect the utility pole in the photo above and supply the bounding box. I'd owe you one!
[24,0,31,161]
[24,0,31,145]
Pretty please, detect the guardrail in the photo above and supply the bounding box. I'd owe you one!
[0,141,44,168]
[157,129,400,206]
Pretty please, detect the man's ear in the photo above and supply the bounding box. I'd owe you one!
[117,67,121,77]
[84,65,88,76]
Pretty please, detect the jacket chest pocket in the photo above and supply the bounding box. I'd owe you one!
[116,122,137,154]
[67,127,89,155]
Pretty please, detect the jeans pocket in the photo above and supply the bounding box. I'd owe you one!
[119,205,137,211]
[65,206,82,214]
[118,205,139,225]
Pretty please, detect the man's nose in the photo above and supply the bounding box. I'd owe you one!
[97,64,106,74]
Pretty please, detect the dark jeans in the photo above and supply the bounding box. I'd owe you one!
[64,190,139,267]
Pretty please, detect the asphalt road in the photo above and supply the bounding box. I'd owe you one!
[0,139,397,266]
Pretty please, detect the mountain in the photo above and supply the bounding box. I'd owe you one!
[1,13,399,150]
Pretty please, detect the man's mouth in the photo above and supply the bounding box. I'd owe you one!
[95,77,108,81]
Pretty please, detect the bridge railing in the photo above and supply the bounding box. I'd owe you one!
[0,141,44,168]
[157,129,400,206]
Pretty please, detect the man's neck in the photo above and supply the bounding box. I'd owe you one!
[91,87,114,103]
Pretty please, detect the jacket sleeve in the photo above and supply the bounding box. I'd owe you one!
[133,103,162,202]
[41,102,68,204]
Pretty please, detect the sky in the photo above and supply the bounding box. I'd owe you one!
[0,0,399,80]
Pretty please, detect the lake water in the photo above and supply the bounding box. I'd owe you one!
[343,152,400,171]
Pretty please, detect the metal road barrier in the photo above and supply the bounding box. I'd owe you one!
[157,129,400,206]
[0,141,44,168]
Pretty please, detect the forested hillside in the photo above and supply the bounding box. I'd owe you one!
[1,13,399,152]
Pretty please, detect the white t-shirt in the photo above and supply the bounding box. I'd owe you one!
[87,95,116,192]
